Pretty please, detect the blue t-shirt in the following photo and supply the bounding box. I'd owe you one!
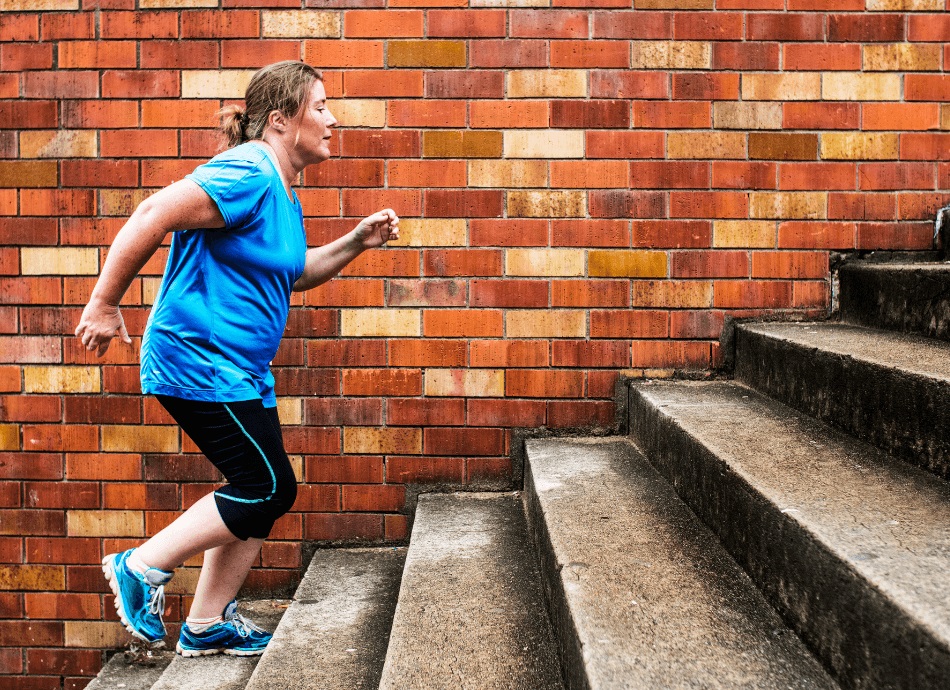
[141,143,307,407]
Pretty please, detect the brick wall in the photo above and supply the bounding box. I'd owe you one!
[1,0,949,686]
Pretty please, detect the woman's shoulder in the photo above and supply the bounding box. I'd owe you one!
[205,142,270,170]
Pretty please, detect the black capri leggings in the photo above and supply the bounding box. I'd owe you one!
[157,395,298,541]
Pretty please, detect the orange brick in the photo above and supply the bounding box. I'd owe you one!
[552,280,630,307]
[342,369,421,397]
[1,13,37,41]
[631,161,709,189]
[590,310,668,338]
[510,10,589,38]
[306,40,383,68]
[778,222,856,249]
[344,70,423,97]
[61,100,138,129]
[1,43,53,71]
[751,251,828,279]
[221,40,301,68]
[344,10,423,37]
[784,43,860,71]
[784,102,859,130]
[388,100,466,128]
[506,369,584,398]
[102,70,180,98]
[470,40,548,69]
[388,40,465,67]
[57,41,136,69]
[863,103,940,132]
[141,40,219,69]
[428,10,507,37]
[631,280,712,308]
[388,160,466,188]
[423,309,503,338]
[387,398,465,426]
[552,340,630,368]
[713,280,794,309]
[470,100,548,129]
[551,40,629,68]
[672,250,749,278]
[470,340,548,368]
[23,72,98,99]
[306,159,385,188]
[631,341,711,369]
[632,220,711,248]
[386,456,465,484]
[859,163,935,191]
[42,12,94,41]
[389,339,466,367]
[101,11,178,39]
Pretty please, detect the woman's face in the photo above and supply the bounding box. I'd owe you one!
[293,80,337,164]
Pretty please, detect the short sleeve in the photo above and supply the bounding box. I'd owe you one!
[185,151,270,231]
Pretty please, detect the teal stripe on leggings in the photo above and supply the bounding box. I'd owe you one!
[213,403,277,504]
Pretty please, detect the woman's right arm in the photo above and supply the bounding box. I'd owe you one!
[75,179,225,357]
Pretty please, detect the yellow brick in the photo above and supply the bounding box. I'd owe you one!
[21,247,98,276]
[340,309,420,336]
[631,41,710,70]
[631,281,712,308]
[507,70,586,98]
[472,0,547,6]
[163,566,201,594]
[65,621,132,649]
[713,221,776,248]
[182,70,256,98]
[942,105,950,131]
[24,366,100,394]
[668,132,745,160]
[277,398,302,425]
[863,44,941,72]
[820,133,899,160]
[504,130,584,159]
[1,0,77,9]
[140,0,215,7]
[506,249,584,277]
[0,161,57,188]
[822,73,900,101]
[588,250,668,278]
[388,41,465,68]
[343,427,421,454]
[750,193,827,220]
[262,10,340,38]
[289,454,303,480]
[743,73,821,101]
[99,188,158,217]
[712,103,782,130]
[327,99,385,128]
[142,277,162,305]
[388,219,466,247]
[468,160,547,188]
[102,426,178,453]
[67,510,144,537]
[423,131,503,158]
[19,130,97,159]
[638,0,711,6]
[0,425,18,451]
[866,0,940,9]
[425,369,504,397]
[0,565,64,591]
[506,310,586,338]
[507,191,586,218]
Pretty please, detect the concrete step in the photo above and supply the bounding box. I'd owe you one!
[379,492,563,690]
[245,546,406,690]
[85,650,174,690]
[525,437,837,690]
[735,321,950,481]
[149,599,289,690]
[839,262,950,341]
[628,380,950,690]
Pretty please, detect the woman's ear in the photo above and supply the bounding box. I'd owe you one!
[267,109,286,132]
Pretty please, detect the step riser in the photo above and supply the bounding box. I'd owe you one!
[839,264,950,341]
[523,469,591,690]
[628,385,950,690]
[734,326,950,481]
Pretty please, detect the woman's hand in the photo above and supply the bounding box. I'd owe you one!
[352,209,400,249]
[74,298,132,358]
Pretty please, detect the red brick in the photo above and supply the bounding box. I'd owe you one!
[304,398,382,426]
[899,193,950,222]
[589,191,667,219]
[261,541,301,569]
[589,310,668,338]
[425,71,504,99]
[101,11,178,39]
[25,592,100,620]
[424,428,507,456]
[344,70,423,97]
[26,537,99,565]
[632,220,711,248]
[778,221,855,249]
[291,484,341,512]
[424,249,502,277]
[99,129,177,158]
[141,40,219,69]
[552,100,630,129]
[304,513,382,542]
[747,13,824,41]
[631,341,711,369]
[551,279,630,307]
[672,73,739,101]
[306,280,385,307]
[181,10,260,39]
[780,163,855,191]
[672,250,748,278]
[470,40,548,68]
[387,398,466,426]
[863,104,939,132]
[306,455,382,484]
[670,192,748,219]
[62,160,138,188]
[712,162,777,190]
[102,70,180,98]
[751,251,828,279]
[551,40,629,68]
[592,10,671,38]
[428,10,506,37]
[341,189,420,217]
[674,11,743,40]
[273,368,339,396]
[828,193,896,221]
[828,13,904,43]
[388,160,466,188]
[0,100,57,129]
[62,99,138,129]
[0,510,65,536]
[0,621,63,647]
[102,482,178,510]
[784,102,859,130]
[901,134,950,162]
[856,222,933,251]
[630,161,710,190]
[0,646,22,674]
[549,220,626,247]
[57,40,136,70]
[423,310,503,338]
[386,280,467,308]
[552,340,630,368]
[23,71,98,99]
[714,280,794,308]
[1,13,38,41]
[469,340,548,367]
[587,131,665,159]
[281,427,341,455]
[467,456,512,485]
[425,190,503,218]
[784,43,860,71]
[181,129,224,157]
[341,484,404,512]
[42,13,94,40]
[467,399,546,427]
[510,10,589,38]
[341,130,420,158]
[24,481,98,509]
[1,43,53,71]
[306,40,383,68]
[908,13,950,42]
[470,220,548,247]
[859,163,935,192]
[386,456,465,484]
[339,249,420,278]
[388,100,466,128]
[0,395,61,423]
[389,339,467,367]
[547,400,614,429]
[670,310,725,339]
[712,42,780,71]
[471,279,548,307]
[0,76,15,100]
[591,70,669,99]
[633,102,709,129]
[342,369,421,397]
[345,10,423,37]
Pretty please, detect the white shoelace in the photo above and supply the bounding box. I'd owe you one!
[230,612,265,638]
[147,585,165,617]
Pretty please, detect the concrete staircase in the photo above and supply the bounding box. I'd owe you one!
[87,258,949,690]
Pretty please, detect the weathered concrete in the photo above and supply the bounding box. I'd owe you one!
[525,437,837,690]
[85,650,174,690]
[379,492,563,690]
[735,321,950,480]
[245,547,406,690]
[629,380,950,690]
[839,262,950,341]
[149,599,289,690]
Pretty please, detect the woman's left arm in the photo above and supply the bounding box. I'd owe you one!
[293,208,400,292]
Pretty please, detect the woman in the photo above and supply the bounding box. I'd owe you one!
[74,61,399,657]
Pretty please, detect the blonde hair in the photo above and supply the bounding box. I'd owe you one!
[218,61,323,148]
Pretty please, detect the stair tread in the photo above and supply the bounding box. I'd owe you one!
[85,650,174,690]
[634,380,950,642]
[149,599,289,690]
[379,492,563,690]
[526,437,837,689]
[740,321,950,381]
[245,546,406,690]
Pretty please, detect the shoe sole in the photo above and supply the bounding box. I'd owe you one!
[176,641,266,657]
[102,553,165,649]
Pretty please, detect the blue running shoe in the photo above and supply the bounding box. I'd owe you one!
[176,600,273,657]
[102,549,173,645]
